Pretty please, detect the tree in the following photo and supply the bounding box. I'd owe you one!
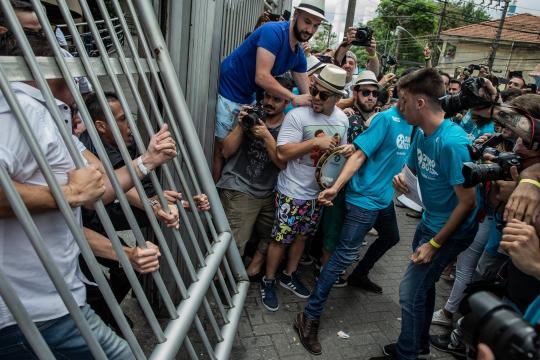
[367,0,489,72]
[311,24,338,53]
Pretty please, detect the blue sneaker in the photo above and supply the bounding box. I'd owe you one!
[260,276,279,311]
[279,271,310,299]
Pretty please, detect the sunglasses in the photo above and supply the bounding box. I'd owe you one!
[354,88,380,97]
[310,86,333,101]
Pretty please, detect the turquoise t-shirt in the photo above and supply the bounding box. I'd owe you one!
[408,119,478,238]
[469,121,495,141]
[458,111,475,134]
[524,294,540,325]
[346,106,413,210]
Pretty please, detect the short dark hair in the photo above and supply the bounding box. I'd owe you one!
[398,68,445,107]
[85,92,120,122]
[448,79,461,87]
[0,1,34,27]
[275,76,294,92]
[439,71,451,81]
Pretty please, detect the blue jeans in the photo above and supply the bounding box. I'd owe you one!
[396,222,475,360]
[304,202,399,320]
[0,304,132,359]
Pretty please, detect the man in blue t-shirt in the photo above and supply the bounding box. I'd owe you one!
[212,0,327,180]
[371,68,478,360]
[294,104,412,355]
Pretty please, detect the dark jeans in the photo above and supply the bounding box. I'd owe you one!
[304,202,400,320]
[350,202,400,278]
[0,304,132,359]
[396,222,475,360]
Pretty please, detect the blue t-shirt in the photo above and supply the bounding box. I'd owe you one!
[219,21,307,104]
[346,107,413,210]
[470,121,495,141]
[408,119,478,238]
[524,294,540,325]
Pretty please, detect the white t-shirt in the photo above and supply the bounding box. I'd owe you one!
[0,82,86,329]
[276,106,348,200]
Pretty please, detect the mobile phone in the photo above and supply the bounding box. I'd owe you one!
[282,10,291,21]
[268,13,280,21]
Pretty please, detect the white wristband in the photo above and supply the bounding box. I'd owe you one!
[137,156,150,176]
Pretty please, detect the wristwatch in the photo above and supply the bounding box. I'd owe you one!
[148,198,159,209]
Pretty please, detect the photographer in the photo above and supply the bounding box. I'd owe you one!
[213,0,326,180]
[217,77,291,279]
[334,25,380,94]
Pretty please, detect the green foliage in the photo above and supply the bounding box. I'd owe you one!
[311,24,338,53]
[367,0,490,71]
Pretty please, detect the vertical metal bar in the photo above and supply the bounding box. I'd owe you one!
[0,166,106,359]
[0,268,55,360]
[0,3,145,356]
[121,0,220,255]
[132,0,248,281]
[209,282,230,324]
[203,297,224,342]
[194,316,217,360]
[29,0,174,338]
[54,0,191,309]
[95,0,209,270]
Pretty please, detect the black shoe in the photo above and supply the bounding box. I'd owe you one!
[430,333,466,359]
[348,274,383,294]
[382,343,430,359]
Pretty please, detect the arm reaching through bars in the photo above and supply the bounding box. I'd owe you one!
[84,227,161,274]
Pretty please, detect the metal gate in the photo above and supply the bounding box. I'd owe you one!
[0,0,250,358]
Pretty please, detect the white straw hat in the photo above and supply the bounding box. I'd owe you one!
[313,64,347,96]
[294,0,326,21]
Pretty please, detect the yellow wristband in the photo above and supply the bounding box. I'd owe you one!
[429,238,441,249]
[367,53,377,59]
[520,178,540,191]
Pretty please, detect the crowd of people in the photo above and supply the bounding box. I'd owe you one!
[214,0,540,359]
[1,0,540,359]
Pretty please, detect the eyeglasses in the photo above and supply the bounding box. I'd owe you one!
[310,86,333,101]
[354,88,380,97]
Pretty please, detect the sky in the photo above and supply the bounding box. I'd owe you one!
[291,0,540,40]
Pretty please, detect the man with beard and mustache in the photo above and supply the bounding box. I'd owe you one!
[295,69,413,355]
[216,77,292,279]
[260,65,350,313]
[212,0,327,181]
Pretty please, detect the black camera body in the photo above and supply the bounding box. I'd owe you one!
[440,77,494,118]
[469,64,481,71]
[468,133,504,161]
[352,26,373,47]
[241,105,267,130]
[461,291,540,360]
[462,151,522,187]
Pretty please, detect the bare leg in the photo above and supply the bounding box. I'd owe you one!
[265,240,286,280]
[285,235,306,275]
[246,250,265,276]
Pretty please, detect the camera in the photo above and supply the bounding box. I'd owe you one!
[241,105,266,130]
[469,64,481,71]
[352,26,373,47]
[460,291,540,360]
[468,133,504,161]
[462,151,522,187]
[440,77,494,118]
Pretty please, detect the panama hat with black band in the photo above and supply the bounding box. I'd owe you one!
[313,64,347,97]
[294,0,327,21]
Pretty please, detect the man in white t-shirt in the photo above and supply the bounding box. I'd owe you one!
[260,64,352,312]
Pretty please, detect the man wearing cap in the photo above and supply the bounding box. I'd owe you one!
[260,64,350,312]
[213,0,327,180]
[294,73,413,355]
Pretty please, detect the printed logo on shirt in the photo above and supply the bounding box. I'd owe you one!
[417,149,438,178]
[392,116,401,123]
[396,134,410,150]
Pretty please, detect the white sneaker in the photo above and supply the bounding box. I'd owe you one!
[432,308,452,327]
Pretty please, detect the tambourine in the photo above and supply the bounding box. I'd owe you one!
[315,148,347,189]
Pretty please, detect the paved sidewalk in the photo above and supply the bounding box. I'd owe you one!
[230,205,456,360]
